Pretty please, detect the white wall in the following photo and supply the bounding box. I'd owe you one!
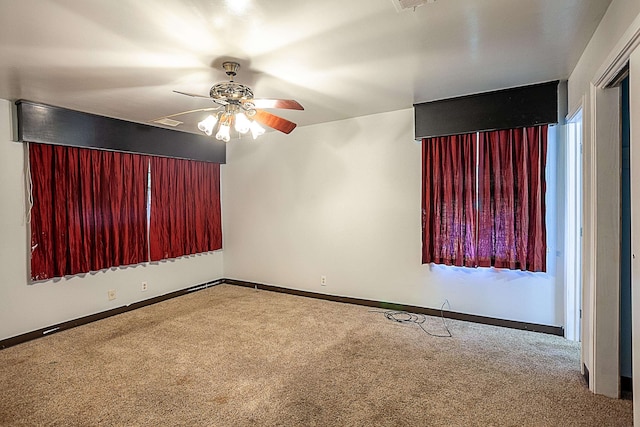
[567,0,640,397]
[223,108,563,326]
[0,99,224,341]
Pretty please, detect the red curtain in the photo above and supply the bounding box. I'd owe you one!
[477,126,547,271]
[422,133,477,267]
[29,144,149,280]
[149,156,222,261]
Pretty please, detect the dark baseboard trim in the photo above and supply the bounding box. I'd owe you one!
[1,277,564,351]
[223,278,565,336]
[621,376,633,399]
[583,364,590,388]
[0,279,224,350]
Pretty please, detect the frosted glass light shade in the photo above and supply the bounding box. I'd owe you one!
[216,123,231,142]
[234,112,251,134]
[197,115,218,136]
[249,121,265,139]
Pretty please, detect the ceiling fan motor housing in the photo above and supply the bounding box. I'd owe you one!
[209,82,254,103]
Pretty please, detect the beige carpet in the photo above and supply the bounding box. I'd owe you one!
[0,284,633,426]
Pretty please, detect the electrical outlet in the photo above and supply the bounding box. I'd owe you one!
[141,281,148,292]
[107,289,116,301]
[320,275,327,286]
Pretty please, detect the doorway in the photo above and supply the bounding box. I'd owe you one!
[620,74,632,396]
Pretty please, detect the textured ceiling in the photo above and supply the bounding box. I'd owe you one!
[0,0,612,134]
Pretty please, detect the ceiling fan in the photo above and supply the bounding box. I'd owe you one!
[155,61,304,142]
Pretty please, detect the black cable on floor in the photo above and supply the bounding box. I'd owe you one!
[371,300,452,338]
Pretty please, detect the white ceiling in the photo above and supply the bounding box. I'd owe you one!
[0,0,611,134]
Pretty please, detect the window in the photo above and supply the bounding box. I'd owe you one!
[422,125,547,272]
[422,132,477,267]
[29,144,222,281]
[149,156,222,261]
[29,144,149,280]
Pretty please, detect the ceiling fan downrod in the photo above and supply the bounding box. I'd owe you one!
[222,61,240,81]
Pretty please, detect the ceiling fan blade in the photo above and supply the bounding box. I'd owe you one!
[173,90,211,99]
[248,99,304,110]
[173,90,228,107]
[253,110,297,134]
[151,107,220,123]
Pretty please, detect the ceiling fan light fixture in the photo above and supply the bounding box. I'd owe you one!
[216,122,231,142]
[234,112,252,134]
[225,0,251,16]
[197,109,264,141]
[197,114,218,136]
[215,114,232,142]
[249,120,265,140]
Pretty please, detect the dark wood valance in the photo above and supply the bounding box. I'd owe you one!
[16,100,225,163]
[414,81,559,139]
